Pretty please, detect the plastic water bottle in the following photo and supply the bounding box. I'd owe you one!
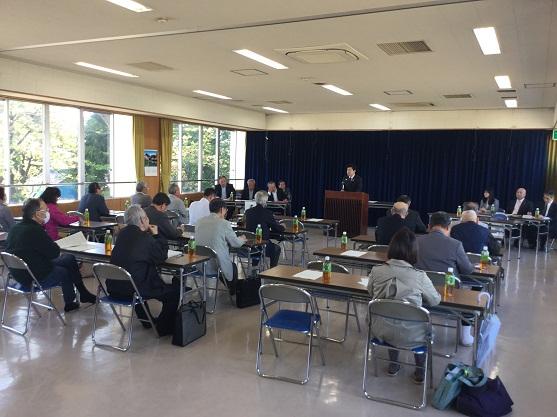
[444,267,455,297]
[104,230,112,255]
[184,197,189,207]
[84,208,90,225]
[456,206,462,217]
[188,238,196,256]
[255,224,263,244]
[323,256,332,283]
[300,207,306,221]
[124,199,130,210]
[480,246,490,271]
[340,231,348,250]
[293,215,299,232]
[490,204,496,216]
[535,207,540,218]
[230,191,234,201]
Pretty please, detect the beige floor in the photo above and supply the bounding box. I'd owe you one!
[0,229,554,416]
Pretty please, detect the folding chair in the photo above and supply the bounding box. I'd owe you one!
[91,263,158,352]
[190,245,233,314]
[0,252,66,336]
[366,244,389,253]
[278,219,309,265]
[306,260,361,343]
[363,299,433,409]
[232,231,264,277]
[256,283,325,385]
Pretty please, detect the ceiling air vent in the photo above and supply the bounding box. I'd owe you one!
[127,61,173,71]
[443,94,472,99]
[497,89,516,93]
[267,100,292,105]
[384,90,413,95]
[230,69,268,76]
[524,82,556,89]
[392,102,435,108]
[276,43,368,64]
[377,41,432,55]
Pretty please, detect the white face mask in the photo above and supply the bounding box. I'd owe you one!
[43,212,50,224]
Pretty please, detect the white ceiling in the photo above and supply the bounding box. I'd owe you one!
[1,0,556,114]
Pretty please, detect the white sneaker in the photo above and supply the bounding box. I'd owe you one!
[460,325,474,347]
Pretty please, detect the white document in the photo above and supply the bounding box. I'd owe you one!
[167,250,183,258]
[359,277,369,287]
[305,218,323,222]
[341,250,367,257]
[67,243,99,252]
[55,232,92,249]
[293,270,323,280]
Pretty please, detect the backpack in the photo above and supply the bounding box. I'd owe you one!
[456,376,513,416]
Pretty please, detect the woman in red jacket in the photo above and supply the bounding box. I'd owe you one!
[39,187,80,241]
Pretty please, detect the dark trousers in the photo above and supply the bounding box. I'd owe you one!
[389,349,426,375]
[266,241,281,267]
[40,254,88,304]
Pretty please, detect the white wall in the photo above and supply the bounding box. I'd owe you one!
[265,108,555,131]
[0,57,265,130]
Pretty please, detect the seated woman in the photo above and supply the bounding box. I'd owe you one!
[479,188,500,213]
[40,187,80,241]
[367,228,441,384]
[0,186,15,233]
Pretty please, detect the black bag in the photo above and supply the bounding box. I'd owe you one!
[235,277,261,308]
[172,300,206,347]
[455,376,513,417]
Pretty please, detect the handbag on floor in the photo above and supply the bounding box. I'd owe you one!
[172,300,206,347]
[455,376,513,417]
[432,362,487,410]
[235,276,261,308]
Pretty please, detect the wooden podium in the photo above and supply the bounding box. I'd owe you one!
[324,190,369,237]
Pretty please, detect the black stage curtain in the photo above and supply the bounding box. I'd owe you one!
[245,130,549,222]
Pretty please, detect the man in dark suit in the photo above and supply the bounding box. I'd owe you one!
[376,202,410,245]
[507,187,534,215]
[109,205,179,336]
[144,192,182,241]
[240,179,257,200]
[267,181,287,202]
[396,194,427,234]
[524,190,557,250]
[450,210,502,255]
[215,175,236,200]
[78,182,110,221]
[341,164,362,192]
[244,191,285,267]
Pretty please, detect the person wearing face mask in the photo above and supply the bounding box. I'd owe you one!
[6,198,97,312]
[108,204,179,336]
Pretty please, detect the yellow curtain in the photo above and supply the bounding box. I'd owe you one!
[132,115,145,182]
[546,134,557,192]
[159,118,173,193]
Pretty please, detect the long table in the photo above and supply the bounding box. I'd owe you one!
[275,215,339,246]
[259,265,488,365]
[225,199,289,215]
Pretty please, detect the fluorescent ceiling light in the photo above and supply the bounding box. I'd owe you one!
[262,106,288,114]
[192,90,232,100]
[369,103,391,111]
[75,62,138,78]
[233,49,288,70]
[105,0,152,12]
[473,27,501,55]
[321,84,353,96]
[504,99,517,108]
[494,75,512,89]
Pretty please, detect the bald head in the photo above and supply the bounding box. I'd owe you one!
[461,210,477,223]
[392,202,409,218]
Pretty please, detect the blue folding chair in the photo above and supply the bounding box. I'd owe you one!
[256,283,325,385]
[1,252,66,336]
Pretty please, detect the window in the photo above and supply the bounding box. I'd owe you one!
[171,122,246,192]
[1,97,135,204]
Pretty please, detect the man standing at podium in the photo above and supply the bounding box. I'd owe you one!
[341,164,362,192]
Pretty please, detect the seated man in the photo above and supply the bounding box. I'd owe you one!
[109,205,179,336]
[267,181,287,202]
[144,193,182,241]
[167,183,188,225]
[395,195,426,234]
[241,179,257,200]
[78,182,109,221]
[462,201,488,229]
[278,179,292,202]
[524,190,557,250]
[244,191,285,267]
[450,210,502,255]
[376,202,409,245]
[6,198,96,312]
[416,211,475,346]
[131,181,152,208]
[188,188,216,226]
[507,187,534,247]
[215,175,236,200]
[195,199,246,294]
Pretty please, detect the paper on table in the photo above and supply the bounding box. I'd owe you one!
[293,270,323,280]
[305,218,323,222]
[167,250,183,258]
[56,232,89,249]
[359,277,369,287]
[341,250,367,257]
[66,243,99,252]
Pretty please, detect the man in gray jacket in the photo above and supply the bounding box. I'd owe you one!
[167,183,188,225]
[131,181,152,208]
[195,198,246,294]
